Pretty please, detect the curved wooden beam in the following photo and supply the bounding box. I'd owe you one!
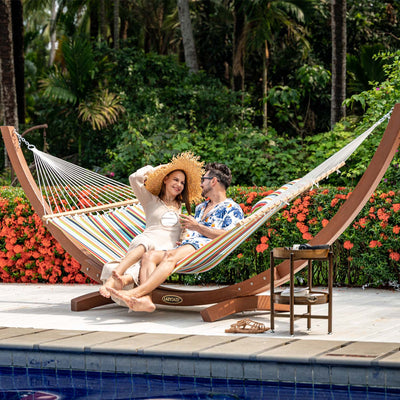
[1,126,104,282]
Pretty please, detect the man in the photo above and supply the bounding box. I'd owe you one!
[108,162,244,312]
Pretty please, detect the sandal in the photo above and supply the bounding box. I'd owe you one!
[225,318,270,334]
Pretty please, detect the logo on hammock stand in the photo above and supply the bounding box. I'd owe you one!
[162,295,183,304]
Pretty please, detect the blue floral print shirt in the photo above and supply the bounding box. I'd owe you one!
[181,198,244,250]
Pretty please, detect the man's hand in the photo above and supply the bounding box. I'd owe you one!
[179,214,199,231]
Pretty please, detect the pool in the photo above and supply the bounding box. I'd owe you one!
[0,367,399,399]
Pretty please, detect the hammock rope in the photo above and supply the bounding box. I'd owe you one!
[13,108,393,274]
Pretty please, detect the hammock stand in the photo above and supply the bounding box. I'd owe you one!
[2,104,400,322]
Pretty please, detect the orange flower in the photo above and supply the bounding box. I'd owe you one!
[343,241,353,250]
[393,225,400,234]
[392,203,400,212]
[322,219,329,227]
[369,240,382,248]
[389,252,400,261]
[331,198,339,207]
[237,253,243,259]
[297,213,306,222]
[260,236,268,244]
[256,243,269,253]
[302,232,313,240]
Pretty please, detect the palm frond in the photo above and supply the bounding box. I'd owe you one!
[78,90,126,130]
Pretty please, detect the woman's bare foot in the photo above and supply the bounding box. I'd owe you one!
[108,288,156,312]
[99,274,125,298]
[112,270,134,288]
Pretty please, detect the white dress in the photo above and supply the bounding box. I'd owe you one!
[101,165,182,292]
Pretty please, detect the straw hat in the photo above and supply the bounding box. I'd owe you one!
[145,152,204,204]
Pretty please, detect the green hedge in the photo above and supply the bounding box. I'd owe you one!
[1,185,399,288]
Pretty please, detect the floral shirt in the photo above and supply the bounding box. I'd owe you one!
[181,198,244,250]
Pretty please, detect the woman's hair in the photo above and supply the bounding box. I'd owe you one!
[159,170,191,214]
[204,163,232,189]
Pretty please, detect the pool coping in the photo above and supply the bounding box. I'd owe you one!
[0,327,398,389]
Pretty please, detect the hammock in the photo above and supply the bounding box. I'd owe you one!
[2,104,399,321]
[12,108,392,274]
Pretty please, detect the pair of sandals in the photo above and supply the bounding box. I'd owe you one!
[225,318,269,334]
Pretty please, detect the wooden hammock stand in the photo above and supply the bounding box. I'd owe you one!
[2,104,400,322]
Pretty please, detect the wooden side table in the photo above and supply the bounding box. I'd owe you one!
[269,247,333,335]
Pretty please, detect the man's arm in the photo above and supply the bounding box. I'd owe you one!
[179,214,225,239]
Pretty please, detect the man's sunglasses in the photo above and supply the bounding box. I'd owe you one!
[201,176,214,183]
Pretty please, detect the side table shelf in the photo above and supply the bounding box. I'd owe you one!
[270,247,333,336]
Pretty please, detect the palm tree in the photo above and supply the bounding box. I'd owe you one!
[40,36,125,162]
[177,0,198,73]
[331,0,346,128]
[238,0,316,132]
[0,0,18,169]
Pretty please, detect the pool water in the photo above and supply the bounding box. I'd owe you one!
[0,367,398,399]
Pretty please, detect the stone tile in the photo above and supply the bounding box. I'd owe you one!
[330,365,351,385]
[317,341,399,365]
[260,361,279,381]
[376,349,400,367]
[130,356,147,374]
[295,364,314,384]
[385,367,400,389]
[312,363,331,385]
[194,359,211,378]
[210,359,227,378]
[90,333,187,354]
[0,329,86,350]
[178,359,195,377]
[162,357,179,375]
[69,353,86,370]
[368,367,387,388]
[146,357,163,375]
[0,327,44,340]
[12,350,28,367]
[226,360,244,379]
[257,339,344,362]
[0,349,12,367]
[99,354,116,373]
[199,337,290,360]
[115,354,132,373]
[278,363,296,382]
[144,335,234,357]
[39,331,136,352]
[243,361,262,380]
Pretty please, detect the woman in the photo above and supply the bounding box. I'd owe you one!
[99,152,203,299]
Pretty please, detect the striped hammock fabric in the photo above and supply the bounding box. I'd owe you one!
[29,108,393,274]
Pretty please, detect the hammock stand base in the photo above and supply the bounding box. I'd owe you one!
[2,104,400,322]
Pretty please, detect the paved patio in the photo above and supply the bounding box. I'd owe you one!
[0,283,398,342]
[0,283,398,389]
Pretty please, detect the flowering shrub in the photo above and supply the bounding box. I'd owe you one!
[1,185,399,288]
[0,187,91,283]
[179,185,400,289]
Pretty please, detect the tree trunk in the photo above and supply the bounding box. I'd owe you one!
[177,0,198,73]
[11,0,25,124]
[49,0,57,65]
[99,0,107,42]
[0,0,18,169]
[114,0,120,50]
[331,0,347,128]
[263,40,270,133]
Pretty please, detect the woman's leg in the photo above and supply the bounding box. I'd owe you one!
[99,245,145,297]
[108,245,195,311]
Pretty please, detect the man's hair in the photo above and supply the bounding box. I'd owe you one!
[204,162,232,189]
